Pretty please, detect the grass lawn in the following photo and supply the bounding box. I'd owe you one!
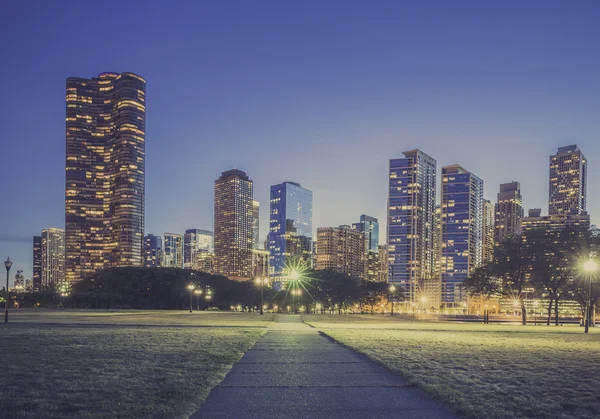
[303,314,600,419]
[3,310,273,418]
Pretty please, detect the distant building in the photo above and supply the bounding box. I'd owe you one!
[253,201,260,250]
[252,249,270,278]
[521,209,590,233]
[33,236,42,291]
[353,215,379,254]
[41,228,65,288]
[549,145,587,216]
[440,165,484,308]
[163,233,183,268]
[378,245,388,282]
[143,235,163,268]
[184,229,213,268]
[494,182,523,242]
[316,225,364,278]
[65,72,146,283]
[483,200,495,262]
[193,251,214,273]
[388,150,437,303]
[353,215,379,281]
[268,181,313,283]
[214,169,254,280]
[25,278,33,291]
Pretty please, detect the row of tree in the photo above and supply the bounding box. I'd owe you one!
[9,267,399,312]
[463,227,600,325]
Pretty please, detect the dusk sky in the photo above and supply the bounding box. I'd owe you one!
[2,1,600,280]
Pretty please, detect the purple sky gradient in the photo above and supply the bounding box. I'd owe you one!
[1,0,599,280]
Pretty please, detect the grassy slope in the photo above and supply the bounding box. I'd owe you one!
[303,314,600,419]
[3,311,272,419]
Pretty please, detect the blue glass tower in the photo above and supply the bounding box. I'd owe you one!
[440,165,484,307]
[353,215,379,253]
[268,182,313,283]
[388,150,437,304]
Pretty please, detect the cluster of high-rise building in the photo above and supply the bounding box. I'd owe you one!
[24,71,592,307]
[387,145,589,310]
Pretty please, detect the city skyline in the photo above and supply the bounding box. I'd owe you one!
[3,2,600,279]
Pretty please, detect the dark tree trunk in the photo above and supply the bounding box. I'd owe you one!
[554,298,559,326]
[521,301,527,325]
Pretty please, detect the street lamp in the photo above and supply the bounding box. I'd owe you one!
[194,289,203,311]
[255,277,268,315]
[583,259,598,334]
[388,285,397,316]
[187,283,195,313]
[4,257,12,323]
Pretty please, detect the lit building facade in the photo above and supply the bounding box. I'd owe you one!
[483,199,495,262]
[253,201,260,250]
[184,229,213,269]
[353,215,379,253]
[65,72,146,283]
[214,169,254,280]
[521,209,591,233]
[440,165,484,307]
[33,236,42,291]
[163,233,183,268]
[388,150,437,304]
[316,225,364,278]
[143,234,163,268]
[494,181,523,242]
[41,228,65,288]
[353,215,379,281]
[378,245,388,282]
[252,249,270,278]
[549,145,587,216]
[268,181,313,283]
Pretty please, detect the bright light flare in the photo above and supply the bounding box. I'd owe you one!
[584,259,598,273]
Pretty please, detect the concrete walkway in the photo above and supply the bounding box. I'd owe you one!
[191,315,459,419]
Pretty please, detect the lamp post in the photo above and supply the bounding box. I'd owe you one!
[194,289,203,311]
[187,283,195,313]
[255,277,268,315]
[4,257,12,324]
[291,289,302,314]
[388,285,396,316]
[583,259,597,334]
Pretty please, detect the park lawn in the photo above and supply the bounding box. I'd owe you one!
[3,312,272,419]
[10,309,275,327]
[303,314,600,419]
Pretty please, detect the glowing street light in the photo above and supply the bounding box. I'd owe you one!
[187,283,195,313]
[388,285,397,316]
[4,257,12,323]
[583,258,598,333]
[255,277,268,315]
[194,289,203,310]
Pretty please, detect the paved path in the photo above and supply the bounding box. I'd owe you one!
[191,315,459,419]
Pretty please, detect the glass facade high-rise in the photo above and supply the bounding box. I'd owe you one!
[163,233,183,268]
[65,72,146,283]
[41,228,65,288]
[353,215,379,253]
[214,169,254,280]
[549,145,587,216]
[268,181,313,283]
[184,229,214,269]
[353,215,379,281]
[494,181,523,242]
[388,150,437,304]
[143,234,163,268]
[32,236,42,291]
[440,165,484,307]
